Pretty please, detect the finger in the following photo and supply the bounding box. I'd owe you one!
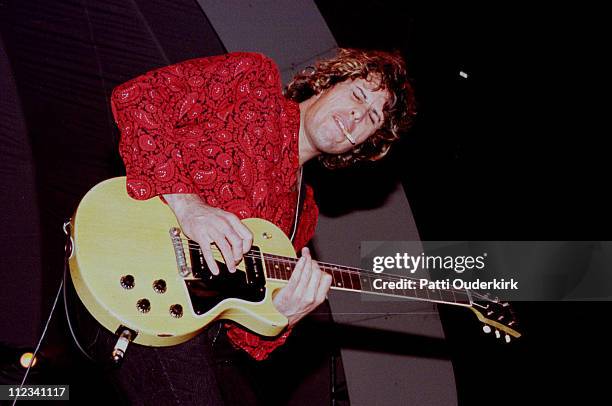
[304,259,322,305]
[210,232,236,273]
[293,247,313,299]
[315,272,333,304]
[284,255,306,293]
[225,231,244,265]
[200,243,220,276]
[225,214,253,254]
[216,220,243,264]
[273,255,306,311]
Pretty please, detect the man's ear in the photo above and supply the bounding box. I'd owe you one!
[311,89,324,101]
[312,89,325,100]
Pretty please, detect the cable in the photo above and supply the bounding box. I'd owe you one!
[11,276,64,406]
[63,258,96,363]
[61,221,97,363]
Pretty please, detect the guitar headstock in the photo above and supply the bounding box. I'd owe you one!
[468,292,521,343]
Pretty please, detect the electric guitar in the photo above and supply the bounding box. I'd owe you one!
[69,177,521,347]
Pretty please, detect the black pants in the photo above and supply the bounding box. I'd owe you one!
[71,288,347,406]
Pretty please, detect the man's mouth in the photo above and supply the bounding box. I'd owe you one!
[333,115,356,145]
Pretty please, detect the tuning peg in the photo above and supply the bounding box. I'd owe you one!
[483,325,492,334]
[502,302,510,307]
[495,329,501,339]
[505,334,511,344]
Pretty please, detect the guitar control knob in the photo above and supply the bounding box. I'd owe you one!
[483,325,492,334]
[136,299,151,313]
[153,279,167,294]
[170,304,183,318]
[121,275,135,289]
[505,334,512,343]
[495,329,501,339]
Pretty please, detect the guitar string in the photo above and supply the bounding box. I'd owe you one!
[180,239,429,278]
[176,240,495,303]
[177,242,474,302]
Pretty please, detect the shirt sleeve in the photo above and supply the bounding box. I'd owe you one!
[224,187,318,361]
[224,323,293,361]
[111,52,279,200]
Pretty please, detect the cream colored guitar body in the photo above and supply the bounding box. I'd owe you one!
[69,177,292,347]
[71,178,522,348]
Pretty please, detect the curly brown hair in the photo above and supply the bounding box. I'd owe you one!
[284,48,416,169]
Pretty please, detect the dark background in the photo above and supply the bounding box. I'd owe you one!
[316,2,609,404]
[1,0,609,404]
[316,1,609,404]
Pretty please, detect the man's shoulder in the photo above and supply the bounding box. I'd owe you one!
[114,52,280,88]
[188,52,279,74]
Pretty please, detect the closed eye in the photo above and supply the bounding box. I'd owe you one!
[356,86,382,126]
[371,110,382,126]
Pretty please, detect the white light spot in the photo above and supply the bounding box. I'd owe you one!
[459,71,469,79]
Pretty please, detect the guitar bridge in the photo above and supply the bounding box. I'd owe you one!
[169,227,191,277]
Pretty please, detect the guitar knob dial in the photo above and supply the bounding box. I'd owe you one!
[482,325,492,334]
[153,279,167,294]
[136,299,151,313]
[120,275,135,289]
[170,304,183,318]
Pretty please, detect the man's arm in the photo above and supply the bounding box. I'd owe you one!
[163,193,252,275]
[163,193,332,327]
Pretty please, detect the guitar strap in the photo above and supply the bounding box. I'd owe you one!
[289,167,306,244]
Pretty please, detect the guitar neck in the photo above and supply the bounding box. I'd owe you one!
[263,254,472,307]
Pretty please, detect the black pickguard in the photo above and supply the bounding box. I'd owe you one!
[184,243,266,315]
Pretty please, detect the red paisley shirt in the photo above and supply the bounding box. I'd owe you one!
[111,52,318,360]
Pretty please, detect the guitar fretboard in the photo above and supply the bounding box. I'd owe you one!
[263,254,472,306]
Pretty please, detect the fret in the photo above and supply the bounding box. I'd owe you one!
[340,269,353,290]
[359,273,373,292]
[348,271,361,291]
[439,289,456,304]
[330,267,344,288]
[382,277,397,296]
[399,278,420,299]
[410,285,419,300]
[453,289,471,304]
[272,258,279,279]
[283,259,292,281]
[429,288,443,302]
[415,285,430,300]
[398,280,411,299]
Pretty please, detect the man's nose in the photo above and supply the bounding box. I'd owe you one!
[350,105,368,121]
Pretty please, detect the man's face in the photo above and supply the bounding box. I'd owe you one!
[301,77,390,155]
